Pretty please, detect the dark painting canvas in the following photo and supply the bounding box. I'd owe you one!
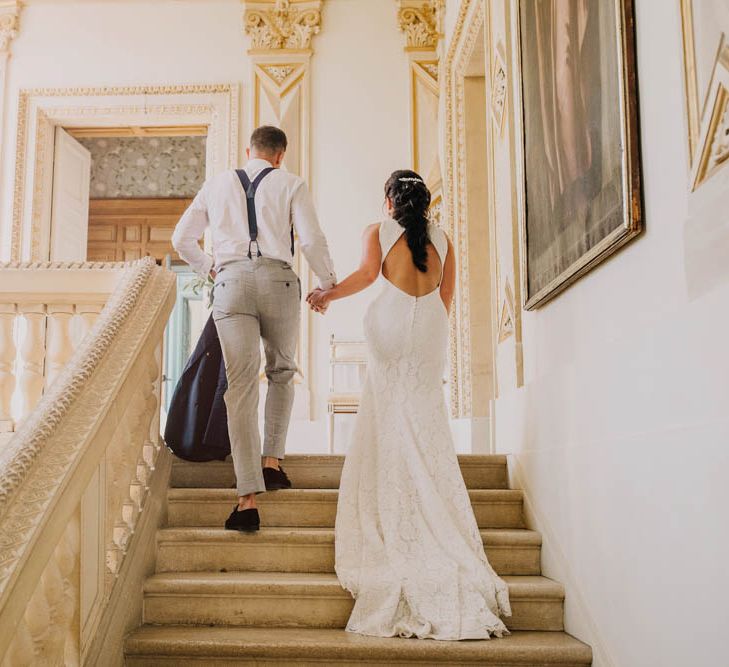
[518,0,642,308]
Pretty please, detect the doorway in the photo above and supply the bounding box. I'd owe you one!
[48,125,210,413]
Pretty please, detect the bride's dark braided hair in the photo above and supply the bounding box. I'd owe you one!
[384,170,432,273]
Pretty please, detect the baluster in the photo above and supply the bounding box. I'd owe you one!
[75,303,103,344]
[132,360,160,506]
[3,509,80,666]
[0,303,16,433]
[45,304,75,388]
[16,304,46,423]
[148,342,164,449]
[125,391,147,519]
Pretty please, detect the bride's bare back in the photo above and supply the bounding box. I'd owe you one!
[382,234,443,297]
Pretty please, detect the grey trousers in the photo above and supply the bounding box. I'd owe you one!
[211,257,301,496]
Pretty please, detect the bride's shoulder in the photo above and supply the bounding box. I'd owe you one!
[363,222,384,241]
[429,221,449,238]
[365,221,389,236]
[428,222,450,252]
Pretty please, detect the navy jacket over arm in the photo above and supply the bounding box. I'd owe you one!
[164,314,231,462]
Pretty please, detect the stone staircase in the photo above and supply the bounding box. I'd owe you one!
[124,455,592,665]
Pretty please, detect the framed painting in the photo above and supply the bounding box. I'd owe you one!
[516,0,643,309]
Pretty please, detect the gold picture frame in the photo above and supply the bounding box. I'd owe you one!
[516,0,643,310]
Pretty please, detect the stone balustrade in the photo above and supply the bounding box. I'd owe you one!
[0,261,126,434]
[0,257,176,665]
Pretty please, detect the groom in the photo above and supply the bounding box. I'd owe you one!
[172,125,336,532]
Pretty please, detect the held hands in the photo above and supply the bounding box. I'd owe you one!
[306,288,332,314]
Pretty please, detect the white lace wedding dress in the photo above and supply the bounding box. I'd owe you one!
[335,219,512,640]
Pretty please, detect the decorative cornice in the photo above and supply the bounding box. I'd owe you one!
[0,1,21,55]
[397,0,443,50]
[0,260,129,270]
[243,0,322,52]
[14,83,235,99]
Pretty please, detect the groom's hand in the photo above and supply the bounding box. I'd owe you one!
[306,288,329,314]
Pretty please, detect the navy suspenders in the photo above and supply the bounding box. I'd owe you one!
[235,167,295,259]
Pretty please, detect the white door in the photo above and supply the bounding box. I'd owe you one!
[50,128,91,261]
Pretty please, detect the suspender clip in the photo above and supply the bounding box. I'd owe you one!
[247,240,262,259]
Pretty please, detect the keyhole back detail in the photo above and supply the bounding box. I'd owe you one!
[379,219,447,299]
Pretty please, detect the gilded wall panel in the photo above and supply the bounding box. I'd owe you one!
[243,0,324,418]
[680,0,729,169]
[681,0,729,189]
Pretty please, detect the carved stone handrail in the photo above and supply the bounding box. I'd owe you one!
[0,259,153,511]
[0,256,176,663]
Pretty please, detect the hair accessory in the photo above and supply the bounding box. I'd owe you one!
[398,177,424,184]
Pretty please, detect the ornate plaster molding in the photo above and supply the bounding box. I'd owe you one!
[243,0,323,52]
[708,93,729,167]
[0,1,21,55]
[421,61,439,81]
[11,83,239,262]
[491,44,507,135]
[443,0,483,417]
[261,63,297,84]
[0,260,128,269]
[397,0,443,50]
[691,44,729,190]
[497,279,515,343]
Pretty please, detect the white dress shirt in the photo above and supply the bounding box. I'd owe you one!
[171,158,337,288]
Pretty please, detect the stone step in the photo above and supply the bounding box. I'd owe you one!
[125,626,592,666]
[170,454,509,490]
[156,527,542,576]
[166,488,525,529]
[142,573,564,632]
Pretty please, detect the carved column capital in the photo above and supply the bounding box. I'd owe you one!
[0,1,21,55]
[242,0,323,53]
[397,0,443,51]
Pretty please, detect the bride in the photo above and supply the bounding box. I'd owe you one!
[306,170,511,640]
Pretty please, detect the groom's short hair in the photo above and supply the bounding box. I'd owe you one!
[250,126,287,155]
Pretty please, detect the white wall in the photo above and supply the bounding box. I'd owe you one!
[0,0,413,452]
[484,0,729,664]
[307,0,410,436]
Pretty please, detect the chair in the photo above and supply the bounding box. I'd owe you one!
[327,335,367,453]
